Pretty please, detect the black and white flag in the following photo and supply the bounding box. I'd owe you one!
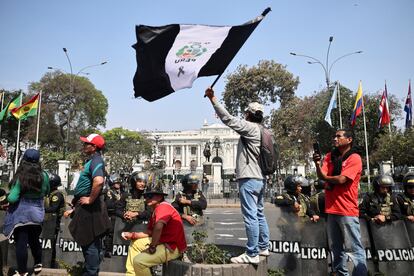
[132,8,270,102]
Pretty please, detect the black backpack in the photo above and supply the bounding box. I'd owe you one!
[242,126,279,175]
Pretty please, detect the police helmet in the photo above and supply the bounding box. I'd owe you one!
[129,171,148,186]
[284,175,307,193]
[182,173,200,189]
[109,173,122,186]
[402,172,414,188]
[48,172,62,189]
[314,179,325,190]
[372,174,394,190]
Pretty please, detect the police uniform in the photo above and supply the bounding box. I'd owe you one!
[103,184,126,257]
[115,190,150,222]
[172,190,207,225]
[396,193,414,220]
[274,192,316,218]
[359,192,401,222]
[44,173,65,268]
[310,191,326,217]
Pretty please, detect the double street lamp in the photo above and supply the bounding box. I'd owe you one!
[290,36,363,90]
[48,48,107,159]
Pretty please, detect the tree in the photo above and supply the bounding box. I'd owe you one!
[271,83,403,172]
[103,127,152,174]
[222,60,299,117]
[29,71,108,153]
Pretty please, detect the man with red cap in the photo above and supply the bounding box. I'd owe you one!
[65,133,111,276]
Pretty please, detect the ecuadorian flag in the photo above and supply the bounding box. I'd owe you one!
[11,93,39,121]
[350,81,364,127]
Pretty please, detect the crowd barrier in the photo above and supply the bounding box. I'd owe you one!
[0,206,413,275]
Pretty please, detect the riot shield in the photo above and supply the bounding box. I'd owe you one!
[100,216,148,272]
[369,220,414,274]
[405,221,414,246]
[359,219,376,273]
[266,205,303,276]
[300,219,328,276]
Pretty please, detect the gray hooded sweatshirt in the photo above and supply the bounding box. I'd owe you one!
[212,98,263,180]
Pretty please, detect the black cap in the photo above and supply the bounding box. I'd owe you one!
[22,149,40,163]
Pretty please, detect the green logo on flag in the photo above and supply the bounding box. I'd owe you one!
[176,42,207,59]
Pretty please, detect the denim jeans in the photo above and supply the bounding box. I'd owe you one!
[238,178,270,257]
[327,214,367,276]
[81,237,103,276]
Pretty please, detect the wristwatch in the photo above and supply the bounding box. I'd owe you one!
[148,244,157,254]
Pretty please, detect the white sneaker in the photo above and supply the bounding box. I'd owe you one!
[230,253,260,264]
[259,249,270,256]
[33,263,42,274]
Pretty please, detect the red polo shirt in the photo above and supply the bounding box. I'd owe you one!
[148,201,187,252]
[322,152,362,217]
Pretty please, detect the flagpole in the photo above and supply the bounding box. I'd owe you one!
[0,92,4,137]
[337,82,343,129]
[361,94,371,187]
[35,91,42,149]
[14,91,23,172]
[209,7,271,90]
[385,81,393,174]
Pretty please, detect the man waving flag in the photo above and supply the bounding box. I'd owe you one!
[132,8,271,102]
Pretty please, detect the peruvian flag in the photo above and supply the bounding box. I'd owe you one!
[378,83,390,128]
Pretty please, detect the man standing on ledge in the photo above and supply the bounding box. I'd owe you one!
[313,129,367,275]
[66,134,111,276]
[205,87,270,264]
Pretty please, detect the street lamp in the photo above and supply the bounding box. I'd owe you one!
[290,36,363,90]
[49,48,107,159]
[213,138,221,158]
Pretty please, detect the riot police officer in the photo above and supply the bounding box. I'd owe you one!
[44,172,65,267]
[115,171,150,223]
[396,172,414,222]
[103,173,126,257]
[359,174,401,224]
[310,179,326,218]
[274,175,319,222]
[44,172,65,221]
[172,172,207,226]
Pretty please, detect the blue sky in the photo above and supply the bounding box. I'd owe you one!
[0,0,413,131]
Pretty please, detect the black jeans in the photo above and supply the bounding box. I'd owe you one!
[14,224,42,273]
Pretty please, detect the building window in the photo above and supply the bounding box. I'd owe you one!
[160,146,166,156]
[175,147,181,155]
[191,146,197,155]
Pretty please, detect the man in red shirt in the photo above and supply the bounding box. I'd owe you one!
[313,129,367,276]
[121,185,186,276]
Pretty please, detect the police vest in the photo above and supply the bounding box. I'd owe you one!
[179,191,203,217]
[403,194,414,216]
[44,190,65,218]
[285,193,308,217]
[371,193,392,217]
[125,196,145,213]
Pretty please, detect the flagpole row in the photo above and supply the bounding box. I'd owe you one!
[361,92,371,187]
[14,91,23,172]
[337,82,343,128]
[0,92,4,137]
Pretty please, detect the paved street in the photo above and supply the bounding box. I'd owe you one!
[204,207,247,246]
